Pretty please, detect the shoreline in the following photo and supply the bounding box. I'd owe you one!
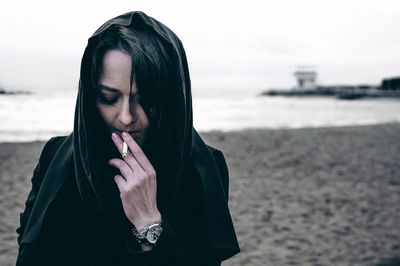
[1,123,399,265]
[1,121,400,145]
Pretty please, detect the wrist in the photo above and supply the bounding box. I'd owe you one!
[132,211,162,232]
[131,219,163,245]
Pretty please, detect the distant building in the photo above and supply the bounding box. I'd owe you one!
[380,77,400,90]
[293,66,317,90]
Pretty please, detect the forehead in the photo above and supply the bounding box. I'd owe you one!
[100,49,135,93]
[102,49,131,73]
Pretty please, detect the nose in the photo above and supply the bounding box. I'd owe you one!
[118,99,136,126]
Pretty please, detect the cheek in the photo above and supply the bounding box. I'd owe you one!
[96,104,116,125]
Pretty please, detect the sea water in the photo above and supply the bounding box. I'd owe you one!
[1,88,399,142]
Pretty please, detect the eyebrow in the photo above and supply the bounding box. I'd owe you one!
[98,84,138,96]
[98,84,119,92]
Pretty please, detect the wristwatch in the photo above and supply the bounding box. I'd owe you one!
[131,220,163,245]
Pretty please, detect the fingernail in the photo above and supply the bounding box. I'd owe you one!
[111,133,117,139]
[122,132,128,137]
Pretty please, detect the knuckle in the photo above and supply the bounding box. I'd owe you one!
[131,182,141,191]
[120,188,128,197]
[123,184,135,195]
[137,174,147,183]
[148,169,156,178]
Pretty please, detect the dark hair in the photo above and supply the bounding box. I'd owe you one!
[81,17,188,208]
[89,25,171,130]
[84,25,174,205]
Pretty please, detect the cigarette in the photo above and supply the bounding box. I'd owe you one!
[122,141,128,157]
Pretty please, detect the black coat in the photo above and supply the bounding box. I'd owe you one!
[16,11,239,266]
[17,135,236,265]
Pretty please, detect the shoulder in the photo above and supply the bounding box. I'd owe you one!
[206,145,227,169]
[39,136,68,161]
[33,136,68,183]
[41,136,68,154]
[207,145,225,163]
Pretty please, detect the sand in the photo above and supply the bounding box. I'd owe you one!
[1,124,399,266]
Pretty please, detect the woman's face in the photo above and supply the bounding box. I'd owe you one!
[96,49,150,147]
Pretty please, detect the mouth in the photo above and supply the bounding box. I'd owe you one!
[112,129,141,138]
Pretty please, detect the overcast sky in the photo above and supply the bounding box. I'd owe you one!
[1,0,399,92]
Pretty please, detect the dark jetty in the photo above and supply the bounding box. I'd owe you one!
[0,89,31,95]
[262,76,400,100]
[262,86,400,100]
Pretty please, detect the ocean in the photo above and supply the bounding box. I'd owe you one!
[1,88,400,142]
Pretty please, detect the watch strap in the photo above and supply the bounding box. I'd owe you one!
[131,220,163,245]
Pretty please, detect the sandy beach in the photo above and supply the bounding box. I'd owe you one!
[1,123,399,266]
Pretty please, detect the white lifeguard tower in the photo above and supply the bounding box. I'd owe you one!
[294,66,317,89]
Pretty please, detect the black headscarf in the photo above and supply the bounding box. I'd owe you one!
[20,11,239,259]
[75,11,194,213]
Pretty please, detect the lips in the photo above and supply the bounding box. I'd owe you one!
[112,128,141,138]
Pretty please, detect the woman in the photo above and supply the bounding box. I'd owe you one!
[16,11,239,266]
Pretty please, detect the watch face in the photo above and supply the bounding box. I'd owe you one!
[146,224,162,244]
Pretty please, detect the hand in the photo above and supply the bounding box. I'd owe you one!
[109,132,161,232]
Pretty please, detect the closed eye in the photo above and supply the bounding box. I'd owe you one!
[96,84,140,106]
[97,84,120,105]
[97,93,119,105]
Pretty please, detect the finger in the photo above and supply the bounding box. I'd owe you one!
[114,174,126,191]
[111,133,125,157]
[109,159,134,180]
[122,132,154,172]
[111,133,143,172]
[124,151,143,173]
